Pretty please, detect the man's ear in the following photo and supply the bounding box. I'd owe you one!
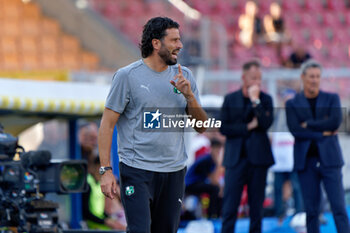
[152,39,161,51]
[241,73,246,83]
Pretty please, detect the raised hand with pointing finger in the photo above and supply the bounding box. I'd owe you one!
[170,65,195,101]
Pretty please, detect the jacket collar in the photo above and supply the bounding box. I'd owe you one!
[294,90,325,118]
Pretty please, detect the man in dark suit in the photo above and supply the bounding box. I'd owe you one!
[286,60,350,233]
[220,60,274,233]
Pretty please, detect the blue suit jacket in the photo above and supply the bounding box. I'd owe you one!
[219,89,274,168]
[286,91,344,170]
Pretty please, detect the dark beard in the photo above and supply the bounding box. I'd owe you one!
[158,46,177,65]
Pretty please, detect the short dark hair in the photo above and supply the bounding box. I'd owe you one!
[242,60,260,71]
[140,17,180,58]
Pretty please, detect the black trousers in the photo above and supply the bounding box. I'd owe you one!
[221,157,269,233]
[119,162,186,233]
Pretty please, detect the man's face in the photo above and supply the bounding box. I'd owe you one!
[242,66,262,89]
[79,124,98,150]
[158,28,183,65]
[302,67,321,96]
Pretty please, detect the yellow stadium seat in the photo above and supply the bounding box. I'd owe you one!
[21,53,39,70]
[39,35,59,54]
[82,52,99,70]
[22,2,41,20]
[61,35,80,53]
[0,36,18,54]
[2,53,20,70]
[60,52,80,70]
[41,17,61,36]
[19,36,38,54]
[21,19,40,36]
[1,20,21,37]
[39,53,59,70]
[0,2,102,72]
[0,5,3,21]
[2,1,22,19]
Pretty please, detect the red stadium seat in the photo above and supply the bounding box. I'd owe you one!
[333,29,350,44]
[101,2,122,19]
[309,28,328,44]
[284,14,299,31]
[149,1,168,15]
[257,0,273,15]
[282,1,301,11]
[345,10,350,25]
[191,0,211,14]
[281,46,294,61]
[236,0,250,12]
[255,46,280,66]
[304,0,325,11]
[300,13,319,28]
[329,45,348,61]
[323,12,342,27]
[121,0,144,17]
[327,0,346,10]
[211,0,232,15]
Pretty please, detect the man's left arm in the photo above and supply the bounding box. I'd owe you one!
[170,65,207,133]
[304,94,342,132]
[186,97,208,133]
[252,94,274,131]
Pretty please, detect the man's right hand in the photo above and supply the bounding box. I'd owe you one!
[323,131,337,136]
[247,117,258,131]
[100,171,118,199]
[247,85,260,101]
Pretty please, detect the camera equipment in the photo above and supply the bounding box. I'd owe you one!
[0,127,88,233]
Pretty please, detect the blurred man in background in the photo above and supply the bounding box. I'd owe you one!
[286,60,350,233]
[220,60,274,233]
[285,44,312,68]
[185,138,224,219]
[82,156,126,230]
[79,121,98,163]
